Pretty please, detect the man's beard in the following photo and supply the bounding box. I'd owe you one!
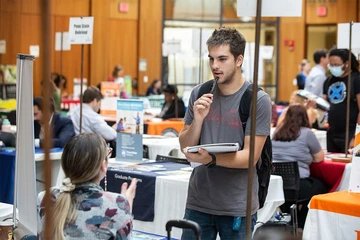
[219,66,236,85]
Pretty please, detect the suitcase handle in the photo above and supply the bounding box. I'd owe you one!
[166,220,201,239]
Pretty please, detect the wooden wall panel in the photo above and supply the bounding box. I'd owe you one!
[137,0,162,95]
[90,0,111,87]
[0,0,21,13]
[110,0,138,20]
[21,0,41,14]
[108,19,138,81]
[278,1,306,102]
[306,0,357,24]
[0,12,22,65]
[21,14,45,97]
[52,0,90,16]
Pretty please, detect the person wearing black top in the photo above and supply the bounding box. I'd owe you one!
[157,84,185,119]
[146,79,162,96]
[323,48,360,153]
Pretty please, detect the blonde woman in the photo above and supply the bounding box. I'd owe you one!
[37,133,137,239]
[277,90,318,128]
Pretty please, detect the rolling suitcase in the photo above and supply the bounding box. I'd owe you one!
[166,219,201,240]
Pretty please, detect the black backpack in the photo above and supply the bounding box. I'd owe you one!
[197,80,272,208]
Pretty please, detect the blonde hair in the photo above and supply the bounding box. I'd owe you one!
[51,133,107,239]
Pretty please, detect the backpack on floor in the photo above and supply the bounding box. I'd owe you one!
[197,80,272,208]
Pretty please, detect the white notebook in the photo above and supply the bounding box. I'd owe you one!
[187,142,240,153]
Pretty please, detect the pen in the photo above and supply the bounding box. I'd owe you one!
[209,77,219,94]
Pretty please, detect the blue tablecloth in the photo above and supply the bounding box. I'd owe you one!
[0,147,63,204]
[102,161,186,222]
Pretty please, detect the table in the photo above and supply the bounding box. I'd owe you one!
[145,120,184,136]
[106,161,284,239]
[0,148,63,204]
[310,160,348,192]
[303,191,360,240]
[143,135,184,160]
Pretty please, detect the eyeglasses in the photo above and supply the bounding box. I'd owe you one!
[107,147,113,160]
[327,63,344,68]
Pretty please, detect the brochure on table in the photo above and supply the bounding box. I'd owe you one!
[349,124,360,193]
[116,99,144,162]
[100,82,120,119]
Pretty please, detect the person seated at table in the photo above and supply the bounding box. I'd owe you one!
[117,118,125,132]
[277,90,318,128]
[156,84,185,120]
[272,104,328,229]
[33,97,75,148]
[68,86,117,141]
[37,132,137,239]
[146,79,162,96]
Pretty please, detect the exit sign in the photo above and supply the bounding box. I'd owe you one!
[119,2,129,13]
[317,6,327,17]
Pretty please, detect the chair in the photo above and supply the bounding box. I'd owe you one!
[272,161,301,237]
[272,162,300,202]
[143,145,149,159]
[155,154,189,165]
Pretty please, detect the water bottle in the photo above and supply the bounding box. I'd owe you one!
[2,118,11,132]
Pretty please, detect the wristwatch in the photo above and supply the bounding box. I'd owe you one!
[205,153,216,168]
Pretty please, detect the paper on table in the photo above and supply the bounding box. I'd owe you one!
[349,124,360,192]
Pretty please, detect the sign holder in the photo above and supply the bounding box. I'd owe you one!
[245,0,263,238]
[80,40,84,133]
[68,16,94,133]
[236,0,302,238]
[345,21,353,157]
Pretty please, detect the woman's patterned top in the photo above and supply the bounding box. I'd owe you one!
[37,182,133,239]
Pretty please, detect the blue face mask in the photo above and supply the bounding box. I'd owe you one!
[329,65,345,77]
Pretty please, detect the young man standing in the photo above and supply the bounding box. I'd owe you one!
[179,27,271,239]
[304,49,329,97]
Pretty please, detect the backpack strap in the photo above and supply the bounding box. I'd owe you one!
[239,84,254,149]
[197,79,215,99]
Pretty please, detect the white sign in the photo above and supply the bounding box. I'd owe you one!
[260,45,274,60]
[162,39,182,56]
[337,23,360,58]
[73,78,87,99]
[139,59,147,72]
[68,17,94,44]
[349,124,360,193]
[55,32,71,51]
[29,45,40,57]
[0,40,6,54]
[237,0,302,17]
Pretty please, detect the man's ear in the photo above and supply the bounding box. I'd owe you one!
[236,55,244,68]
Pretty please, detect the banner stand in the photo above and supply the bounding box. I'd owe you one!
[13,54,37,234]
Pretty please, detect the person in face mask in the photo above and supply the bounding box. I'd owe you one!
[323,48,360,153]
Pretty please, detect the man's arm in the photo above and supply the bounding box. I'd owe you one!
[179,93,213,149]
[92,115,117,141]
[52,119,75,148]
[183,135,267,168]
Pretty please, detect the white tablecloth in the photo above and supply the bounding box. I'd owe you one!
[35,152,63,193]
[133,174,284,239]
[143,135,184,160]
[335,163,352,191]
